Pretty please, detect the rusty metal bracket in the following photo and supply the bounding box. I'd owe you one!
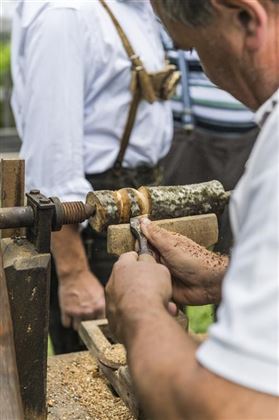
[26,191,55,254]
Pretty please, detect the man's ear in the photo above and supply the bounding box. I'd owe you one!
[211,0,268,51]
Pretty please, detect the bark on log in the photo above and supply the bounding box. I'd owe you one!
[139,180,229,220]
[87,181,229,232]
[86,190,121,232]
[0,250,24,420]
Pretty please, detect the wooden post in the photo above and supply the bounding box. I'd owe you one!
[0,249,24,420]
[0,159,25,238]
[2,238,51,420]
[1,159,49,419]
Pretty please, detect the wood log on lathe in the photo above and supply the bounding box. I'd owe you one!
[86,180,229,232]
[139,180,229,220]
[85,190,121,232]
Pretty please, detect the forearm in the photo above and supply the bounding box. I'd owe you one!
[51,225,89,280]
[123,307,206,420]
[123,304,277,420]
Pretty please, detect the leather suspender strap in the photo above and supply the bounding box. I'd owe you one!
[99,0,156,103]
[99,0,157,167]
[115,87,142,168]
[99,0,137,62]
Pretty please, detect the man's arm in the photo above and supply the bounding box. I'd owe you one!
[52,225,105,329]
[125,307,278,420]
[106,253,278,420]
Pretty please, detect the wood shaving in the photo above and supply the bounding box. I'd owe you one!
[47,352,134,420]
[103,344,127,366]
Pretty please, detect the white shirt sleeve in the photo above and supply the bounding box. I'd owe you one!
[197,106,279,396]
[20,7,93,202]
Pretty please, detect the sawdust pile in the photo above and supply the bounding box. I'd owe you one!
[103,344,127,366]
[47,352,134,420]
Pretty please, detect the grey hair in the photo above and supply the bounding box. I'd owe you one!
[159,0,215,27]
[159,0,279,27]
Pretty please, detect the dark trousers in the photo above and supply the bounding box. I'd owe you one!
[162,126,259,254]
[49,165,163,354]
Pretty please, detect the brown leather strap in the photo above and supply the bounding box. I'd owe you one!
[99,0,157,167]
[99,0,137,61]
[114,87,141,168]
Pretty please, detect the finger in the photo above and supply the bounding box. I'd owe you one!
[167,301,178,317]
[80,295,106,321]
[61,312,72,328]
[96,309,106,320]
[140,219,177,253]
[72,316,81,331]
[117,251,138,263]
[138,253,157,264]
[95,296,106,319]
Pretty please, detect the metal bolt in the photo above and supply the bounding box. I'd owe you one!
[39,198,50,204]
[30,189,40,195]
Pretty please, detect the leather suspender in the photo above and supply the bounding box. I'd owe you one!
[99,0,157,168]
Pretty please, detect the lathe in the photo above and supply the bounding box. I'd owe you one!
[0,159,229,419]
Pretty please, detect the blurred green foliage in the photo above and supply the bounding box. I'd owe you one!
[48,336,54,356]
[187,305,215,334]
[0,42,11,85]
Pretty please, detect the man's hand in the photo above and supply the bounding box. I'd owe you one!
[59,270,105,330]
[141,218,228,305]
[52,224,105,331]
[105,252,172,343]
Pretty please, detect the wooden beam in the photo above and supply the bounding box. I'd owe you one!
[107,213,218,256]
[0,248,24,420]
[0,159,25,238]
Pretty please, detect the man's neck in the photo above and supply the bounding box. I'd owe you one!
[242,62,279,111]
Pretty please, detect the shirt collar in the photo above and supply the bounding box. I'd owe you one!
[116,0,149,10]
[255,88,279,127]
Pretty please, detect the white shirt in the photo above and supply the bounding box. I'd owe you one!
[11,0,173,202]
[197,89,279,396]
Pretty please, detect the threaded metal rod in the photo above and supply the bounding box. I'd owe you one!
[61,202,95,225]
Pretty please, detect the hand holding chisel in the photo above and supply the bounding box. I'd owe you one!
[130,216,156,263]
[130,216,185,321]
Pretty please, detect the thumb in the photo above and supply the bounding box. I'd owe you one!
[167,301,178,317]
[140,218,177,255]
[72,316,81,331]
[61,312,72,328]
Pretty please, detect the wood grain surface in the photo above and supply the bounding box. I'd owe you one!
[107,213,218,256]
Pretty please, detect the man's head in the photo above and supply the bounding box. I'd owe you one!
[152,0,279,110]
